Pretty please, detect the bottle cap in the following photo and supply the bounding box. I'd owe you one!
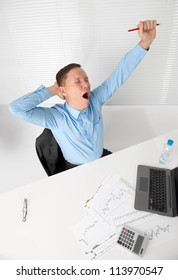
[167,139,174,146]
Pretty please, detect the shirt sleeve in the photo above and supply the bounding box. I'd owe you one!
[9,85,59,128]
[92,44,148,105]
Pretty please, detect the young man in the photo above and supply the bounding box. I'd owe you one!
[9,20,157,169]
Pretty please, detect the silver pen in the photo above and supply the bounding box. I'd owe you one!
[22,198,28,222]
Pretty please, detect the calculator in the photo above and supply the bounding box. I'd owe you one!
[117,225,148,256]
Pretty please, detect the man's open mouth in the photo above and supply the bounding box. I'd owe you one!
[82,92,89,100]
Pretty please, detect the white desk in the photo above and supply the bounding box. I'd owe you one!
[0,129,178,260]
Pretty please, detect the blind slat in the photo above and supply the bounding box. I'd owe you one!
[2,0,178,105]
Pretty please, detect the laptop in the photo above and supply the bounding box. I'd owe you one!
[134,165,178,217]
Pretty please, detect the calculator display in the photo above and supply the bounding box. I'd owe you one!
[133,235,144,254]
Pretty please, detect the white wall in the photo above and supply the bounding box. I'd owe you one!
[0,2,26,103]
[0,0,178,105]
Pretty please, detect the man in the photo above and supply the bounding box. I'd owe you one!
[9,20,157,169]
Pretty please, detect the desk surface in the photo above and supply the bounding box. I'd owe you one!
[0,129,178,260]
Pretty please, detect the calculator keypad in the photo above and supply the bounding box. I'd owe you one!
[117,227,135,251]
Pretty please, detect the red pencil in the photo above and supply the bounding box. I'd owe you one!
[128,23,160,32]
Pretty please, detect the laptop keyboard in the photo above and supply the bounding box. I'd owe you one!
[149,169,167,212]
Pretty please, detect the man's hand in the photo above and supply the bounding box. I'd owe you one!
[138,20,157,49]
[47,82,65,99]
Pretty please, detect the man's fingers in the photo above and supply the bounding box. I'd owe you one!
[143,21,149,31]
[142,20,157,31]
[138,21,143,35]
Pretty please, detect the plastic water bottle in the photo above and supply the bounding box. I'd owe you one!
[159,139,174,164]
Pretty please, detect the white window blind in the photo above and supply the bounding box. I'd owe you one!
[2,0,178,105]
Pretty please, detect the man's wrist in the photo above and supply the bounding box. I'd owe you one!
[139,40,153,50]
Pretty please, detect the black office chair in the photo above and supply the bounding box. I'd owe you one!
[35,128,66,176]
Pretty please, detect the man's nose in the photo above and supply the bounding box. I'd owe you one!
[82,81,89,89]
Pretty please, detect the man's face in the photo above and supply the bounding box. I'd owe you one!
[60,67,91,111]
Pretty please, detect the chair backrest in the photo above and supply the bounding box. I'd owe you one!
[35,128,66,176]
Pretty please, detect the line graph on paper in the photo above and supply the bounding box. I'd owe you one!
[72,174,135,259]
[79,231,117,260]
[88,174,135,224]
[72,214,118,260]
[113,209,154,228]
[113,207,177,248]
[73,173,178,259]
[101,187,133,215]
[134,215,177,247]
[85,173,177,248]
[144,224,170,241]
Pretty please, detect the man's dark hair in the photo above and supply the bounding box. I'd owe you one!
[56,63,81,86]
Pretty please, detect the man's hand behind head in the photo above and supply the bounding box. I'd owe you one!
[47,83,65,99]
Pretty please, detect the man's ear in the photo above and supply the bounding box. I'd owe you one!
[58,86,66,100]
[53,82,65,99]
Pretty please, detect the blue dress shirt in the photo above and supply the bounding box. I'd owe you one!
[9,44,147,165]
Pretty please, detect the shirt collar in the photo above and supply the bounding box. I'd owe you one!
[65,102,81,120]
